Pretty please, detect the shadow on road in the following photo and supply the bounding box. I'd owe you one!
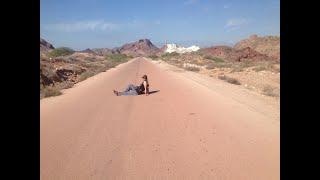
[140,90,160,95]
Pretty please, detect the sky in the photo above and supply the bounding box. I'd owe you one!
[40,0,280,50]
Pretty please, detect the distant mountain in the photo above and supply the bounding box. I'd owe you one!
[117,39,160,56]
[79,48,97,54]
[40,38,54,52]
[162,43,200,54]
[234,35,280,60]
[92,48,120,56]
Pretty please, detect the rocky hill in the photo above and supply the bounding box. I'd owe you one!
[40,38,54,54]
[234,35,280,60]
[117,39,160,56]
[79,48,97,54]
[200,46,272,62]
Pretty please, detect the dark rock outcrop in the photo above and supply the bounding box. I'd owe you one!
[234,35,280,60]
[200,46,272,62]
[40,38,55,52]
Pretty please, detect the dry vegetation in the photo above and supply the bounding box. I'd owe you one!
[184,66,200,72]
[218,75,241,85]
[157,51,280,98]
[262,85,279,97]
[40,52,131,98]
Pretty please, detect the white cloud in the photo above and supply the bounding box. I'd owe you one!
[154,20,161,25]
[225,18,250,29]
[43,20,119,32]
[184,0,198,5]
[226,26,240,32]
[223,4,230,9]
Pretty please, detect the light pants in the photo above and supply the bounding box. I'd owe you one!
[118,84,138,96]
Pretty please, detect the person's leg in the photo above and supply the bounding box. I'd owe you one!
[114,84,138,96]
[118,89,138,96]
[124,84,136,92]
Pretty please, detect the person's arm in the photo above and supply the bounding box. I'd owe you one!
[144,81,149,96]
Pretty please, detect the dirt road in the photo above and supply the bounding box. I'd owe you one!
[41,57,279,180]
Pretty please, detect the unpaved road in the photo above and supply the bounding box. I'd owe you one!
[41,57,279,180]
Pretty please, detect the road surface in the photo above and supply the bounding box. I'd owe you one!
[41,57,279,180]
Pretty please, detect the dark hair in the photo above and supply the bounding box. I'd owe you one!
[142,75,147,80]
[142,74,149,87]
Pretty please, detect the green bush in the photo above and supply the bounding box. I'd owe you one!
[48,47,75,57]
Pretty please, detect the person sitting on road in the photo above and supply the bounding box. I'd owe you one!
[113,74,149,96]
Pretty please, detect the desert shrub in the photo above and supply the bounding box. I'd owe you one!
[166,59,183,68]
[239,61,254,68]
[205,55,224,63]
[59,56,79,62]
[206,64,215,69]
[215,62,232,68]
[105,54,130,62]
[161,52,180,59]
[253,66,267,72]
[262,85,279,97]
[190,59,207,66]
[41,66,56,79]
[230,61,254,72]
[218,75,241,85]
[84,57,97,62]
[48,47,75,57]
[184,66,200,72]
[68,57,79,62]
[104,61,117,68]
[266,62,279,72]
[78,71,95,81]
[231,65,245,72]
[271,63,280,72]
[148,55,159,60]
[94,63,113,73]
[41,86,62,98]
[80,62,102,70]
[56,81,74,89]
[194,51,205,56]
[249,61,279,72]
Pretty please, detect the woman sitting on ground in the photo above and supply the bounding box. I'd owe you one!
[113,74,149,96]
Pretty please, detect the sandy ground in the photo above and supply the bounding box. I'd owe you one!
[41,57,279,180]
[151,59,280,122]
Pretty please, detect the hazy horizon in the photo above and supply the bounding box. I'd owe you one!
[41,0,279,51]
